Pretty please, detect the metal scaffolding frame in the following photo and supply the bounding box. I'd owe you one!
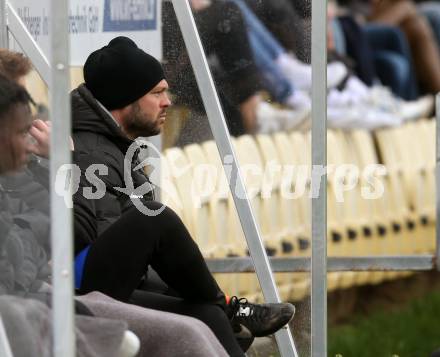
[171,1,299,355]
[311,0,328,355]
[49,0,75,356]
[1,1,75,356]
[6,3,50,85]
[0,0,7,48]
[1,0,440,356]
[0,317,13,357]
[206,255,436,272]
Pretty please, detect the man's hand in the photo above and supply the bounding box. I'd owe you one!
[29,119,75,159]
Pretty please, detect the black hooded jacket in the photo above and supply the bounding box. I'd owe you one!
[71,84,154,254]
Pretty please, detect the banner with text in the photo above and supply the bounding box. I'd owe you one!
[8,0,162,65]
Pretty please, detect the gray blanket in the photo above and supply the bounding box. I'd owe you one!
[78,291,228,357]
[0,295,127,357]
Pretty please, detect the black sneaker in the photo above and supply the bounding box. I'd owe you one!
[233,324,255,352]
[228,296,295,337]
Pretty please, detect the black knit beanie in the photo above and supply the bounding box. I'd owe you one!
[83,37,165,110]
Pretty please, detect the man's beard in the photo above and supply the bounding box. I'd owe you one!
[123,102,161,139]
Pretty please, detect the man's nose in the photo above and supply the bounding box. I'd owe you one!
[162,93,172,107]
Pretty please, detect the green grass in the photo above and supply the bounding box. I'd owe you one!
[328,289,440,357]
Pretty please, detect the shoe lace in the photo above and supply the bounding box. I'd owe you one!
[229,296,247,317]
[229,296,269,322]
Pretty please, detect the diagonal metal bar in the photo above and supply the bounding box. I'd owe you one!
[6,2,50,85]
[170,1,299,356]
[0,317,13,357]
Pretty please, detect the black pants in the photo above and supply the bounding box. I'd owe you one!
[130,290,244,357]
[79,202,244,357]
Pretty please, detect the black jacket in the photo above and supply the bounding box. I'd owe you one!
[71,84,153,254]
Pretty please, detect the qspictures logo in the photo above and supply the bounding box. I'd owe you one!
[55,140,168,217]
[54,140,388,217]
[103,0,157,31]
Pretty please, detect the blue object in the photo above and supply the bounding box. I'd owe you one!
[363,24,419,100]
[74,245,91,290]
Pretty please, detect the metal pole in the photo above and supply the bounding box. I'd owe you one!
[207,255,435,273]
[0,317,13,357]
[311,0,328,356]
[171,1,298,356]
[0,0,7,48]
[150,0,163,201]
[436,94,440,270]
[49,0,75,356]
[6,3,50,85]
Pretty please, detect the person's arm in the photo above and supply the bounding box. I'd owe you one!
[73,193,97,255]
[72,151,98,255]
[72,149,126,255]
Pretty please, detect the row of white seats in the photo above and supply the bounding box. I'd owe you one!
[159,119,436,301]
